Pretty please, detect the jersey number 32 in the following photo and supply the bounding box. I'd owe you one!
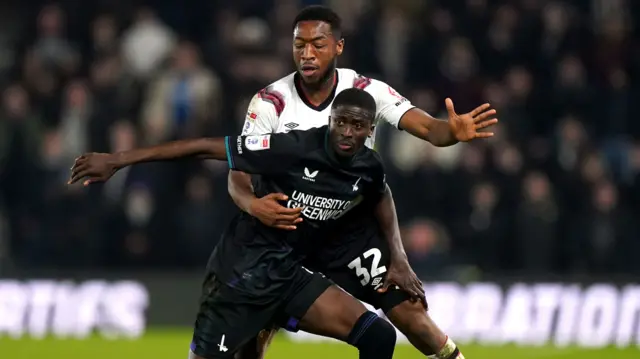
[347,248,387,286]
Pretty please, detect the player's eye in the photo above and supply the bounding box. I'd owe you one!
[354,123,363,129]
[294,43,305,49]
[313,43,327,49]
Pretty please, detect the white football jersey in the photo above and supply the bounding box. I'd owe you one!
[240,68,415,149]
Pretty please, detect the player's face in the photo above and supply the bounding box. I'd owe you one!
[329,106,374,157]
[293,21,343,85]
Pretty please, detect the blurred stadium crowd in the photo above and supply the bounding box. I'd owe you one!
[0,0,639,278]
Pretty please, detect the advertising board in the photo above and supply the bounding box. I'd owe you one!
[1,278,638,348]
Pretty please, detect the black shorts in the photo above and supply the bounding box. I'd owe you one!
[190,262,331,358]
[305,232,411,314]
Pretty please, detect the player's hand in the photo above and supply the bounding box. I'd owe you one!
[68,153,119,185]
[249,193,303,231]
[445,98,498,142]
[378,257,427,309]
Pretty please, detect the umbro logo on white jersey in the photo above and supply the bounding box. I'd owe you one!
[303,167,318,182]
[284,122,299,130]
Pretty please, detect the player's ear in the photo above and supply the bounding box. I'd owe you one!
[336,38,344,56]
[327,115,332,126]
[368,124,375,138]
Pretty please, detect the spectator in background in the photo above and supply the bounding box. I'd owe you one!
[0,84,42,267]
[554,116,589,175]
[375,3,411,84]
[177,174,223,264]
[553,55,594,117]
[22,49,62,125]
[0,84,42,210]
[106,184,159,267]
[142,41,221,144]
[483,4,519,76]
[121,7,176,81]
[492,141,524,209]
[501,66,534,138]
[91,14,119,61]
[446,144,487,216]
[539,1,573,62]
[57,80,92,171]
[452,181,508,272]
[438,36,482,111]
[404,219,452,278]
[516,171,559,273]
[31,4,79,76]
[569,180,635,274]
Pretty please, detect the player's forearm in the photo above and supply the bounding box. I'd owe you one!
[112,138,227,168]
[375,185,408,260]
[228,171,257,213]
[400,109,458,147]
[424,117,458,147]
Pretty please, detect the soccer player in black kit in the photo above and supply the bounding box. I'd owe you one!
[228,5,498,359]
[69,89,402,358]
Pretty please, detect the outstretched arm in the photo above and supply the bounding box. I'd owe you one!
[364,79,497,147]
[112,137,229,165]
[69,132,301,185]
[399,108,458,147]
[69,137,230,185]
[398,99,497,147]
[375,184,427,306]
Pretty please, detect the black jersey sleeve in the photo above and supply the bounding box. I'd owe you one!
[224,131,304,175]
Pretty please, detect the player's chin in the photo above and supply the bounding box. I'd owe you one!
[334,146,357,157]
[298,70,321,84]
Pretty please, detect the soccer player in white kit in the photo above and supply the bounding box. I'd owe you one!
[229,6,497,359]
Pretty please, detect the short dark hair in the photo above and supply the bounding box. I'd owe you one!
[332,88,376,115]
[293,5,342,39]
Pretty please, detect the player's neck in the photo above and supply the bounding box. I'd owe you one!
[299,69,337,106]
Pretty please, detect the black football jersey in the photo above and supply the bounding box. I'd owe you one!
[226,126,385,248]
[207,126,386,286]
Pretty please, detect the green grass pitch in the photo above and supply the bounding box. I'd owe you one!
[1,328,638,358]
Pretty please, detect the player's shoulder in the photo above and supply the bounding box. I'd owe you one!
[276,126,326,151]
[252,72,297,117]
[337,68,394,97]
[356,148,385,187]
[264,72,296,96]
[337,68,373,90]
[367,150,386,185]
[284,126,327,160]
[299,126,327,147]
[357,147,385,170]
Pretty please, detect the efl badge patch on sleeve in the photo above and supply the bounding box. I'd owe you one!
[242,118,255,135]
[245,135,271,151]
